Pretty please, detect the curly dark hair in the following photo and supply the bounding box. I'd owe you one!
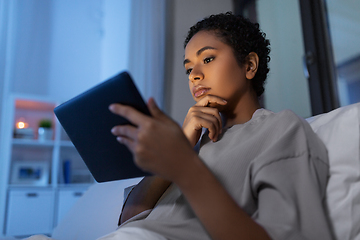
[184,12,270,97]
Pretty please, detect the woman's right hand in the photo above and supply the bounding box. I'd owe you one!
[182,95,227,147]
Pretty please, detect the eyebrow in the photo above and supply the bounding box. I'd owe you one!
[183,46,216,66]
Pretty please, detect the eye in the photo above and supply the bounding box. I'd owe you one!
[185,68,192,75]
[204,57,215,64]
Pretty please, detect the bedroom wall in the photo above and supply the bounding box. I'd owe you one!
[0,0,9,140]
[48,0,131,102]
[6,0,52,96]
[0,0,130,102]
[257,0,312,118]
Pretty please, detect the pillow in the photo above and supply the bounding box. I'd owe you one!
[51,177,142,240]
[307,103,360,240]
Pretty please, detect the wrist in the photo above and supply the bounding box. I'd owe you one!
[173,152,209,190]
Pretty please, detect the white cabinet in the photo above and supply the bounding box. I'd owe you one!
[1,95,94,237]
[56,188,86,225]
[5,189,55,236]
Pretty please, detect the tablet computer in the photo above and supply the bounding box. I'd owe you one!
[54,71,151,182]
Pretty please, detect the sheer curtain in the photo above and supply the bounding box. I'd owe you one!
[127,0,167,109]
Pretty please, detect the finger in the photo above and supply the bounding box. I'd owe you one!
[187,111,221,131]
[147,98,167,120]
[195,95,227,107]
[109,103,150,126]
[187,106,222,131]
[191,114,221,141]
[111,125,138,140]
[116,135,136,152]
[111,125,138,151]
[183,112,221,142]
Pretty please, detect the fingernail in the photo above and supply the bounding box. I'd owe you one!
[148,98,156,108]
[109,104,115,111]
[117,136,123,142]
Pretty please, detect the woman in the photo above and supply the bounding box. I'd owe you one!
[105,12,334,240]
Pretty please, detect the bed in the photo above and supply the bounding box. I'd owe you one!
[17,102,360,240]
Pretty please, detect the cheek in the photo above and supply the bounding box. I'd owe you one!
[188,81,195,98]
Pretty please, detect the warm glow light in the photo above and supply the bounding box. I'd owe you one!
[17,121,26,129]
[16,118,28,129]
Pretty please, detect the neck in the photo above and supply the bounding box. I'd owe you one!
[222,93,261,128]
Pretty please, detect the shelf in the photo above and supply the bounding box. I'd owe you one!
[12,137,75,148]
[12,138,55,147]
[8,183,94,189]
[59,140,74,147]
[8,185,53,190]
[57,183,94,188]
[3,96,95,236]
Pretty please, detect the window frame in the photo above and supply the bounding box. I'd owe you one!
[234,0,340,115]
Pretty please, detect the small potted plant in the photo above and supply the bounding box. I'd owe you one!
[38,119,53,141]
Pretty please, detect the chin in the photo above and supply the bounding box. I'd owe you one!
[208,102,226,111]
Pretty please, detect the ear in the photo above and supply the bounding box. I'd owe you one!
[245,52,259,80]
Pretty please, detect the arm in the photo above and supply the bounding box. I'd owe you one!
[119,95,223,226]
[118,96,222,225]
[174,151,271,240]
[118,95,222,226]
[119,176,171,225]
[180,96,269,239]
[109,99,271,240]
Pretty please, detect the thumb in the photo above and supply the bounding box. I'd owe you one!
[147,98,166,119]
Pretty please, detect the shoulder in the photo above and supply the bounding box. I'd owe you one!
[257,109,310,141]
[262,109,321,141]
[262,109,305,127]
[253,109,328,166]
[251,110,329,193]
[275,110,328,162]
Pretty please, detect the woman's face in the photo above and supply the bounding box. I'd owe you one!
[184,31,253,111]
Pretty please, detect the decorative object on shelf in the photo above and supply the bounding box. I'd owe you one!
[63,160,71,184]
[38,119,53,141]
[13,118,34,139]
[11,161,50,186]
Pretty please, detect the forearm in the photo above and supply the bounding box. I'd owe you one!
[175,155,271,240]
[119,176,171,225]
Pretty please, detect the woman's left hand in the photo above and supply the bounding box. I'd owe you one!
[109,98,199,182]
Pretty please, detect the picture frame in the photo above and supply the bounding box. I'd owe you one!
[11,161,49,186]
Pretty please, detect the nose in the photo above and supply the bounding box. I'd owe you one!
[189,65,204,82]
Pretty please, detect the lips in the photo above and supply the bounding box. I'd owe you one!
[193,85,210,98]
